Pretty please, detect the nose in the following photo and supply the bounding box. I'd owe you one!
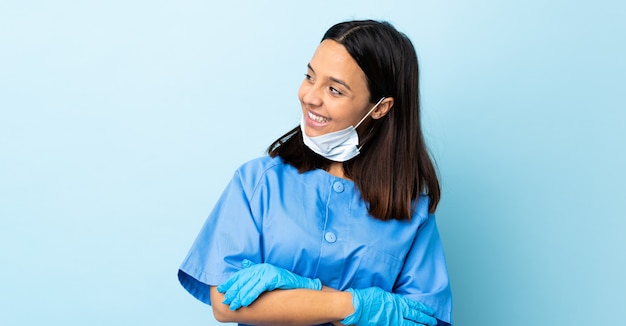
[299,82,323,107]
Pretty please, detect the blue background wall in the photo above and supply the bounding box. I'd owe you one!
[1,1,624,325]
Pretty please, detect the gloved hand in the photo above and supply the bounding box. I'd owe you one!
[217,259,322,310]
[341,287,437,326]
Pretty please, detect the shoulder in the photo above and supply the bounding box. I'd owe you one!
[412,193,433,224]
[233,155,298,190]
[235,155,293,178]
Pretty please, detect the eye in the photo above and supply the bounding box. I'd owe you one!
[329,87,343,96]
[304,73,313,81]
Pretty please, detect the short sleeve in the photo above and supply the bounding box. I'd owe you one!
[178,169,263,305]
[394,212,453,324]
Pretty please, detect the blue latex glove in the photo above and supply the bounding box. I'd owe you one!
[217,259,322,310]
[341,287,437,326]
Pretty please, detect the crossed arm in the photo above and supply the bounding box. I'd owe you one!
[206,261,439,326]
[210,285,352,326]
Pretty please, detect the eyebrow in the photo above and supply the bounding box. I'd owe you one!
[307,63,352,92]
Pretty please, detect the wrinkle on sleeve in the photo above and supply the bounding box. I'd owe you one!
[394,208,453,324]
[178,169,263,306]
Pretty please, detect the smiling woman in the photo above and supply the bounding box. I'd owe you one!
[178,19,452,326]
[299,40,382,136]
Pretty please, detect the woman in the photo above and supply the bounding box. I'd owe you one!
[178,20,453,326]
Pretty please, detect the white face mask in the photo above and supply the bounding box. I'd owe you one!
[301,97,385,162]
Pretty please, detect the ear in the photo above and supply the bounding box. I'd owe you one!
[371,97,394,119]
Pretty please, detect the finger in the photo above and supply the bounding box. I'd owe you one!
[220,264,262,298]
[218,260,257,294]
[229,275,267,308]
[400,319,420,326]
[225,264,266,300]
[242,259,256,269]
[221,277,244,305]
[217,272,242,294]
[221,271,251,304]
[227,279,256,311]
[403,298,434,315]
[403,309,437,326]
[228,298,242,311]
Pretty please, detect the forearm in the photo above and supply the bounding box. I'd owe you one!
[210,286,353,326]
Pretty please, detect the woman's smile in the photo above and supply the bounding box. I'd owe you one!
[307,110,329,124]
[305,110,331,130]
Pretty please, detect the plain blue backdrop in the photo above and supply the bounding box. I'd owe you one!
[1,1,624,325]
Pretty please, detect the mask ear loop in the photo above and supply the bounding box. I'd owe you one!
[355,97,386,151]
[354,97,386,129]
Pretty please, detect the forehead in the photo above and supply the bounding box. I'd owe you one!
[309,40,367,87]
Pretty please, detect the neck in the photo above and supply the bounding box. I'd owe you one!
[328,163,349,180]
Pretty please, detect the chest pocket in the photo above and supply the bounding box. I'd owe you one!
[349,246,404,291]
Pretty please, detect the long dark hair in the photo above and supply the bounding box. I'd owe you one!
[268,20,440,220]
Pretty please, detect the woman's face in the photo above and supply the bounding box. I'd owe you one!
[299,40,372,137]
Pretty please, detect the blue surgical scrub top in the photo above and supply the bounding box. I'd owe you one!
[179,156,453,324]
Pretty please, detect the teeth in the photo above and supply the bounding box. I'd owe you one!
[308,111,329,123]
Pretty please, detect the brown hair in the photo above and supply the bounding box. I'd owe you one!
[268,20,440,220]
